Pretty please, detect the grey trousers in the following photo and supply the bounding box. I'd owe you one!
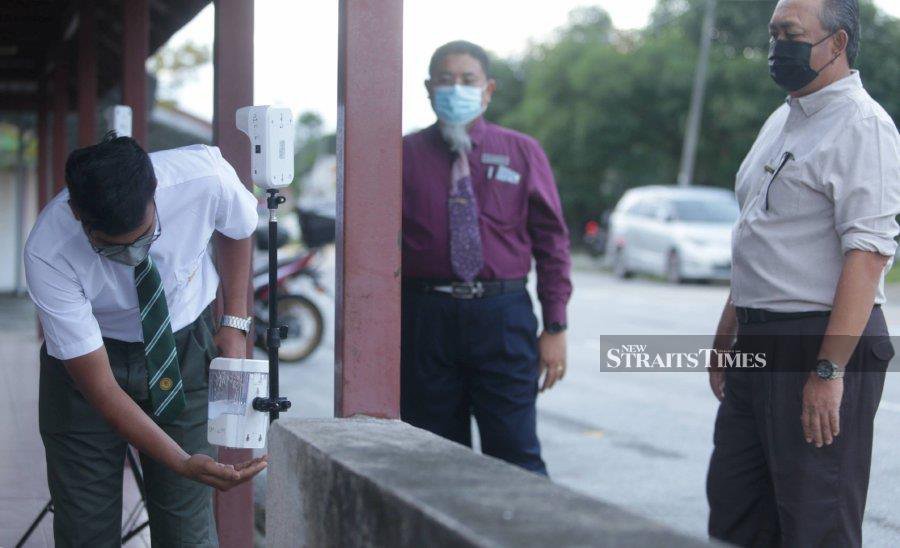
[39,307,220,548]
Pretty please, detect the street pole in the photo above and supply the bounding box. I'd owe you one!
[677,0,716,187]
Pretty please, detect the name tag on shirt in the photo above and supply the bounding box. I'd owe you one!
[495,165,521,185]
[481,153,510,166]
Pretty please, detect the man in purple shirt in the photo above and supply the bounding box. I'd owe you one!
[401,40,572,474]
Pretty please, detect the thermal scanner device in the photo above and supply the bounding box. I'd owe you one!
[235,105,295,189]
[104,105,133,138]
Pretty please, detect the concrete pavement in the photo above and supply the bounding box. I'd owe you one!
[0,296,53,547]
[0,296,150,547]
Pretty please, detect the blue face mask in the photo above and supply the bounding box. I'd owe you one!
[432,85,485,125]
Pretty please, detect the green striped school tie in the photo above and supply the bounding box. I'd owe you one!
[135,256,185,422]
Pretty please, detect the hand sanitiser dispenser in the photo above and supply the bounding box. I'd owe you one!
[207,358,270,449]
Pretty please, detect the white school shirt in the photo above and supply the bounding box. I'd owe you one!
[24,144,259,360]
[731,71,900,312]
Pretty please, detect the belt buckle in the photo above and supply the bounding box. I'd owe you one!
[451,281,484,299]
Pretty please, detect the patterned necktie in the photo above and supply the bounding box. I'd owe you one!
[135,256,185,422]
[448,151,484,281]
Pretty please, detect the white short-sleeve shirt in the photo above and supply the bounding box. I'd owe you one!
[24,144,259,360]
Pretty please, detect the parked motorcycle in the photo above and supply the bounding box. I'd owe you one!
[252,208,335,363]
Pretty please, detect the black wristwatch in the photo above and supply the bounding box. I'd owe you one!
[815,359,844,380]
[545,322,567,334]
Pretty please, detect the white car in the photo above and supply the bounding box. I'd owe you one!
[605,185,739,283]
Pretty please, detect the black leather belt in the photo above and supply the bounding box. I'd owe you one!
[735,306,831,325]
[403,278,527,299]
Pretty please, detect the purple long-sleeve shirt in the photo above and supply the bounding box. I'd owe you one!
[402,117,572,325]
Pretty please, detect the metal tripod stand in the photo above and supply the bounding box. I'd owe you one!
[251,188,292,423]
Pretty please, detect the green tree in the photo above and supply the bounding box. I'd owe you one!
[649,0,776,52]
[148,40,211,109]
[856,1,900,118]
[486,0,899,229]
[485,56,525,121]
[292,111,336,192]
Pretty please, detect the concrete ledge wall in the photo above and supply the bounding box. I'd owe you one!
[267,418,715,548]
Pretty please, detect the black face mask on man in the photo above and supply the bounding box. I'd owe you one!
[768,32,840,92]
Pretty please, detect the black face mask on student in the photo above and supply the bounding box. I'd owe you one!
[768,32,839,92]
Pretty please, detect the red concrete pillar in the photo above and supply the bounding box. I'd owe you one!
[37,82,50,211]
[77,0,98,146]
[122,0,149,146]
[212,1,255,546]
[52,62,69,194]
[335,0,403,419]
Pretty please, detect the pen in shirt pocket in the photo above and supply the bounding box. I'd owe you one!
[764,151,794,211]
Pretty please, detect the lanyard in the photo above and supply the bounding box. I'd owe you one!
[764,151,794,211]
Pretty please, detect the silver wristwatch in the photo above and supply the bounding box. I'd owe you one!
[220,315,252,335]
[815,359,844,380]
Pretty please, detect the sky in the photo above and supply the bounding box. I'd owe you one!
[162,0,900,134]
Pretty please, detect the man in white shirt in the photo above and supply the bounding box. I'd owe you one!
[706,1,900,546]
[24,134,267,546]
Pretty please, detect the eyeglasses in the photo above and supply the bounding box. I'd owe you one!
[85,203,162,257]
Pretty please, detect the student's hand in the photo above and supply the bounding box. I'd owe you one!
[539,331,567,392]
[215,326,248,359]
[707,350,726,402]
[802,373,844,448]
[179,453,268,491]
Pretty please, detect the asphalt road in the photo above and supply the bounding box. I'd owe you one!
[276,255,900,545]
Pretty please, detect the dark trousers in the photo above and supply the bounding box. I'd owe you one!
[400,287,547,474]
[707,307,892,547]
[39,307,219,548]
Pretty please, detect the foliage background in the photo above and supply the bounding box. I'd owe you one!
[482,0,899,229]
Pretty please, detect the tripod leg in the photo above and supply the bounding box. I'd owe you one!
[121,520,151,544]
[121,446,150,544]
[125,446,147,500]
[15,500,53,548]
